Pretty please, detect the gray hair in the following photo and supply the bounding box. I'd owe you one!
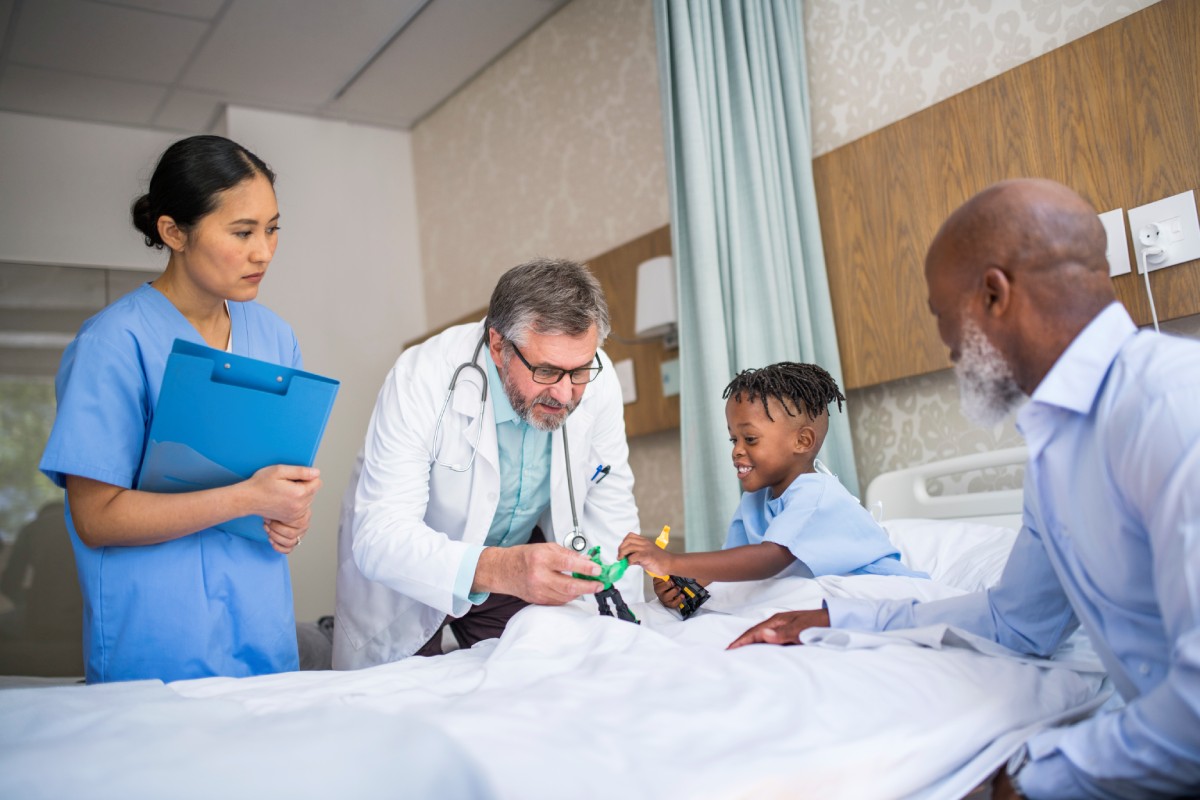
[486,257,611,346]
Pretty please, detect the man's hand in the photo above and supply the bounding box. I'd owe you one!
[473,543,603,605]
[991,768,1023,799]
[617,532,673,578]
[727,608,831,650]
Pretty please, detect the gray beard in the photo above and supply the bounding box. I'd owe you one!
[501,364,576,432]
[954,318,1025,428]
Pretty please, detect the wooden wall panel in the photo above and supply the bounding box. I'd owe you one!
[815,0,1200,389]
[586,225,680,438]
[405,225,679,438]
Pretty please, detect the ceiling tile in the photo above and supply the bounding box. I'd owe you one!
[0,0,14,48]
[180,0,425,108]
[0,64,167,126]
[330,0,567,126]
[152,88,225,132]
[10,0,208,83]
[102,0,226,21]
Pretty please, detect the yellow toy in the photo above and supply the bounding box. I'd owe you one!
[648,526,710,619]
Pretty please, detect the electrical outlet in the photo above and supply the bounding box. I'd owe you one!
[1098,208,1131,277]
[1127,190,1200,274]
[659,358,680,398]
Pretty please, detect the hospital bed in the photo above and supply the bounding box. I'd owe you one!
[0,447,1109,800]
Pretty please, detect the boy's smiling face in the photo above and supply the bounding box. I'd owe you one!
[726,394,818,499]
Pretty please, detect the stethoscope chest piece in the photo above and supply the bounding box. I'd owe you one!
[567,531,588,552]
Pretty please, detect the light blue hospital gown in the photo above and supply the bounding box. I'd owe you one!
[40,283,301,683]
[724,472,922,578]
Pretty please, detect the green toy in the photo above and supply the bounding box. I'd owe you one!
[572,546,639,624]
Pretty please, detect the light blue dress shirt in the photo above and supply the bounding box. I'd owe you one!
[452,356,553,606]
[828,304,1200,798]
[726,473,921,577]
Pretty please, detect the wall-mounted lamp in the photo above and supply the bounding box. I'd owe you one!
[634,255,678,348]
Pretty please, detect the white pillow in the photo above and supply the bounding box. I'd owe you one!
[882,518,1019,593]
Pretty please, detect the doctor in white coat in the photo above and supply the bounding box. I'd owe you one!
[334,258,642,669]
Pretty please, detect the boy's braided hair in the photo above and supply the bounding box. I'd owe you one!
[722,362,846,422]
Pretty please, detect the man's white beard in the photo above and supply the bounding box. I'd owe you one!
[954,318,1025,427]
[502,366,577,432]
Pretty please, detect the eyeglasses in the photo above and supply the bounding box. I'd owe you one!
[509,341,603,385]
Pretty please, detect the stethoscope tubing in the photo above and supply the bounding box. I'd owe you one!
[433,332,587,552]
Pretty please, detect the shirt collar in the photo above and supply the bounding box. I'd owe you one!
[1022,302,1136,417]
[767,471,815,507]
[486,354,521,426]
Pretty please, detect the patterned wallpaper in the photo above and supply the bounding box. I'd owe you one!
[625,428,686,537]
[411,0,668,328]
[849,369,1027,497]
[804,0,1160,157]
[849,313,1200,495]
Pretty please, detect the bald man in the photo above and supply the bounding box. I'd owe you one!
[729,179,1200,798]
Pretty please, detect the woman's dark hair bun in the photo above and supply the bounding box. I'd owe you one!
[131,193,163,248]
[130,135,275,250]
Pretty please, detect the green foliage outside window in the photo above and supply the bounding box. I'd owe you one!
[0,378,60,543]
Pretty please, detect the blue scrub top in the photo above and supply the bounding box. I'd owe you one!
[725,472,922,578]
[40,283,302,683]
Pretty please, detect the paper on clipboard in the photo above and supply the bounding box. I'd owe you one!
[137,339,340,542]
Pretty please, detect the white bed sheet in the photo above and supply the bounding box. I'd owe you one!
[0,521,1108,800]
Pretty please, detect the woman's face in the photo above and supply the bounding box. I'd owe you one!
[174,173,279,302]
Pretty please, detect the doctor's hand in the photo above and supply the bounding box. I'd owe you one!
[726,608,830,650]
[473,543,603,605]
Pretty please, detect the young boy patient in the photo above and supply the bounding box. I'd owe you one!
[618,362,920,608]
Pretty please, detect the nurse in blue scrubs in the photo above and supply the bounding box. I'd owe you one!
[39,135,323,683]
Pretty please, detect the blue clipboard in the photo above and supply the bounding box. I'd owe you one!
[137,339,340,542]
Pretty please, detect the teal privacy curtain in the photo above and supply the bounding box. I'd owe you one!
[653,0,859,553]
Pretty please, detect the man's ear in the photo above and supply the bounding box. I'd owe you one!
[487,328,506,368]
[981,267,1012,318]
[157,216,188,252]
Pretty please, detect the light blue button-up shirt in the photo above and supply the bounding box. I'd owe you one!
[452,356,553,607]
[829,304,1200,798]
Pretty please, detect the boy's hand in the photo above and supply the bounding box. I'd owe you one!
[618,532,673,577]
[652,576,683,609]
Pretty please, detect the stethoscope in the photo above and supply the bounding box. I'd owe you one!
[431,335,588,553]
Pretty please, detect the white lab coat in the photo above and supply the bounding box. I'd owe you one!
[333,321,643,669]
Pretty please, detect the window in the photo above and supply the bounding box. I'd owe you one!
[0,261,153,676]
